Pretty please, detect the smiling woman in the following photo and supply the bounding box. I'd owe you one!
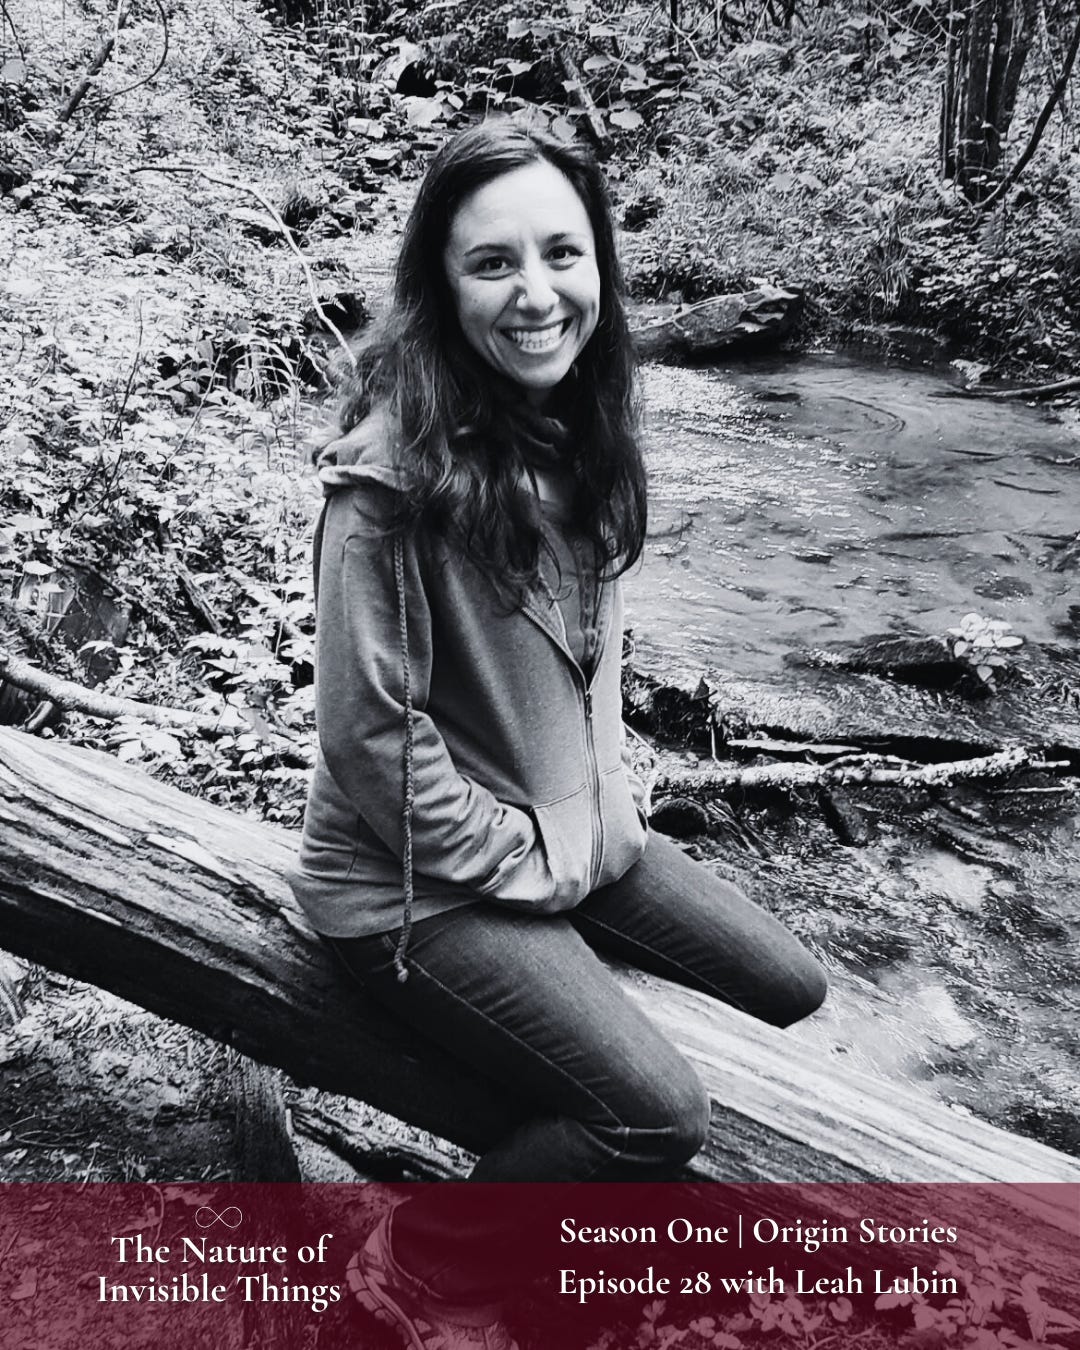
[287,121,826,1350]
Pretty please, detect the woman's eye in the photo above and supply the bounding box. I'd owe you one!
[476,256,510,274]
[549,245,582,265]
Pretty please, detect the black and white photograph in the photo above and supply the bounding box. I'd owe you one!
[1,0,1078,1346]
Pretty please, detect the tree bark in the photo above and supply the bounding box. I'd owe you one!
[941,0,1037,201]
[57,1,133,125]
[979,10,1080,210]
[1,725,1077,1192]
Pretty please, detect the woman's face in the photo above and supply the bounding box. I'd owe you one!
[443,159,601,404]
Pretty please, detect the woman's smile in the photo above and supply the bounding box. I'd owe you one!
[443,160,601,403]
[501,316,574,351]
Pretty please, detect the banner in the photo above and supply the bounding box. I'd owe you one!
[2,1182,1077,1349]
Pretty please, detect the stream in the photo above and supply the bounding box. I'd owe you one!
[628,354,1080,1160]
[632,354,1080,675]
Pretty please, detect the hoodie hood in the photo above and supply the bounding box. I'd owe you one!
[313,404,405,496]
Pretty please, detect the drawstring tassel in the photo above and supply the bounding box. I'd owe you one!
[392,535,415,983]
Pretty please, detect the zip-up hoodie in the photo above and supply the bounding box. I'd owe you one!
[288,407,649,959]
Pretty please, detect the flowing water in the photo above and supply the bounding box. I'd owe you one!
[630,354,1079,675]
[627,355,1080,1160]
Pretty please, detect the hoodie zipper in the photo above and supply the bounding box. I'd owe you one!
[581,681,603,890]
[528,529,611,894]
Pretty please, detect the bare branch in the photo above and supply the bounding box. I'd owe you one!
[0,647,232,736]
[57,0,133,126]
[0,648,313,766]
[91,0,170,107]
[964,374,1080,399]
[653,746,1069,798]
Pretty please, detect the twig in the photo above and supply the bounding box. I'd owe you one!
[653,747,1070,799]
[106,304,143,441]
[556,52,614,156]
[128,163,357,370]
[1,1,26,60]
[157,523,221,634]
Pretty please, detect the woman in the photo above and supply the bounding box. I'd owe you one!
[290,121,827,1349]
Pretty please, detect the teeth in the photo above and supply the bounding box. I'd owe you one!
[504,320,569,352]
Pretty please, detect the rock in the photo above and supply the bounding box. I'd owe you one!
[631,286,803,361]
[649,796,711,838]
[788,634,967,691]
[345,117,385,140]
[622,193,663,231]
[371,40,428,94]
[362,144,404,170]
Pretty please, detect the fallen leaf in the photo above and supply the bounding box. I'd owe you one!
[11,1268,38,1300]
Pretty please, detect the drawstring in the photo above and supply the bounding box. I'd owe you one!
[392,535,415,982]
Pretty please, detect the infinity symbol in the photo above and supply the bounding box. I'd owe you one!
[194,1206,243,1229]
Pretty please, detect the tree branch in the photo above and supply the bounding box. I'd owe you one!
[964,374,1080,399]
[57,0,133,125]
[88,0,170,108]
[0,647,232,735]
[653,746,1069,798]
[0,648,312,765]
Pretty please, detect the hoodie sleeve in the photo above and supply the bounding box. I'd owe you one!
[314,485,565,910]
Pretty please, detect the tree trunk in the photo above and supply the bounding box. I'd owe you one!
[941,0,1036,200]
[1,725,1077,1189]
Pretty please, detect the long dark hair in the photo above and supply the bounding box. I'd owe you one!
[338,120,647,599]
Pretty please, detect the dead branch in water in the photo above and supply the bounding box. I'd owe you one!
[963,374,1080,400]
[653,746,1070,798]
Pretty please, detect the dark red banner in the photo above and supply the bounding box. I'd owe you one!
[1,1183,1077,1349]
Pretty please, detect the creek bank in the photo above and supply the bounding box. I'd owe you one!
[625,635,1080,764]
[622,640,1080,1157]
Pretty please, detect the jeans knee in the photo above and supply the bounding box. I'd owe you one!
[621,1072,711,1172]
[771,956,828,1028]
[666,1080,712,1164]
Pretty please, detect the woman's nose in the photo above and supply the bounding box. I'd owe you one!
[516,262,558,313]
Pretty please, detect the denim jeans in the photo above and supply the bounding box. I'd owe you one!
[325,832,827,1300]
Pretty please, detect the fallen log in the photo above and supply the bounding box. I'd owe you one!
[1,725,1076,1188]
[630,288,802,360]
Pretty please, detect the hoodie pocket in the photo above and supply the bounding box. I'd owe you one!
[596,766,648,887]
[532,784,593,908]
